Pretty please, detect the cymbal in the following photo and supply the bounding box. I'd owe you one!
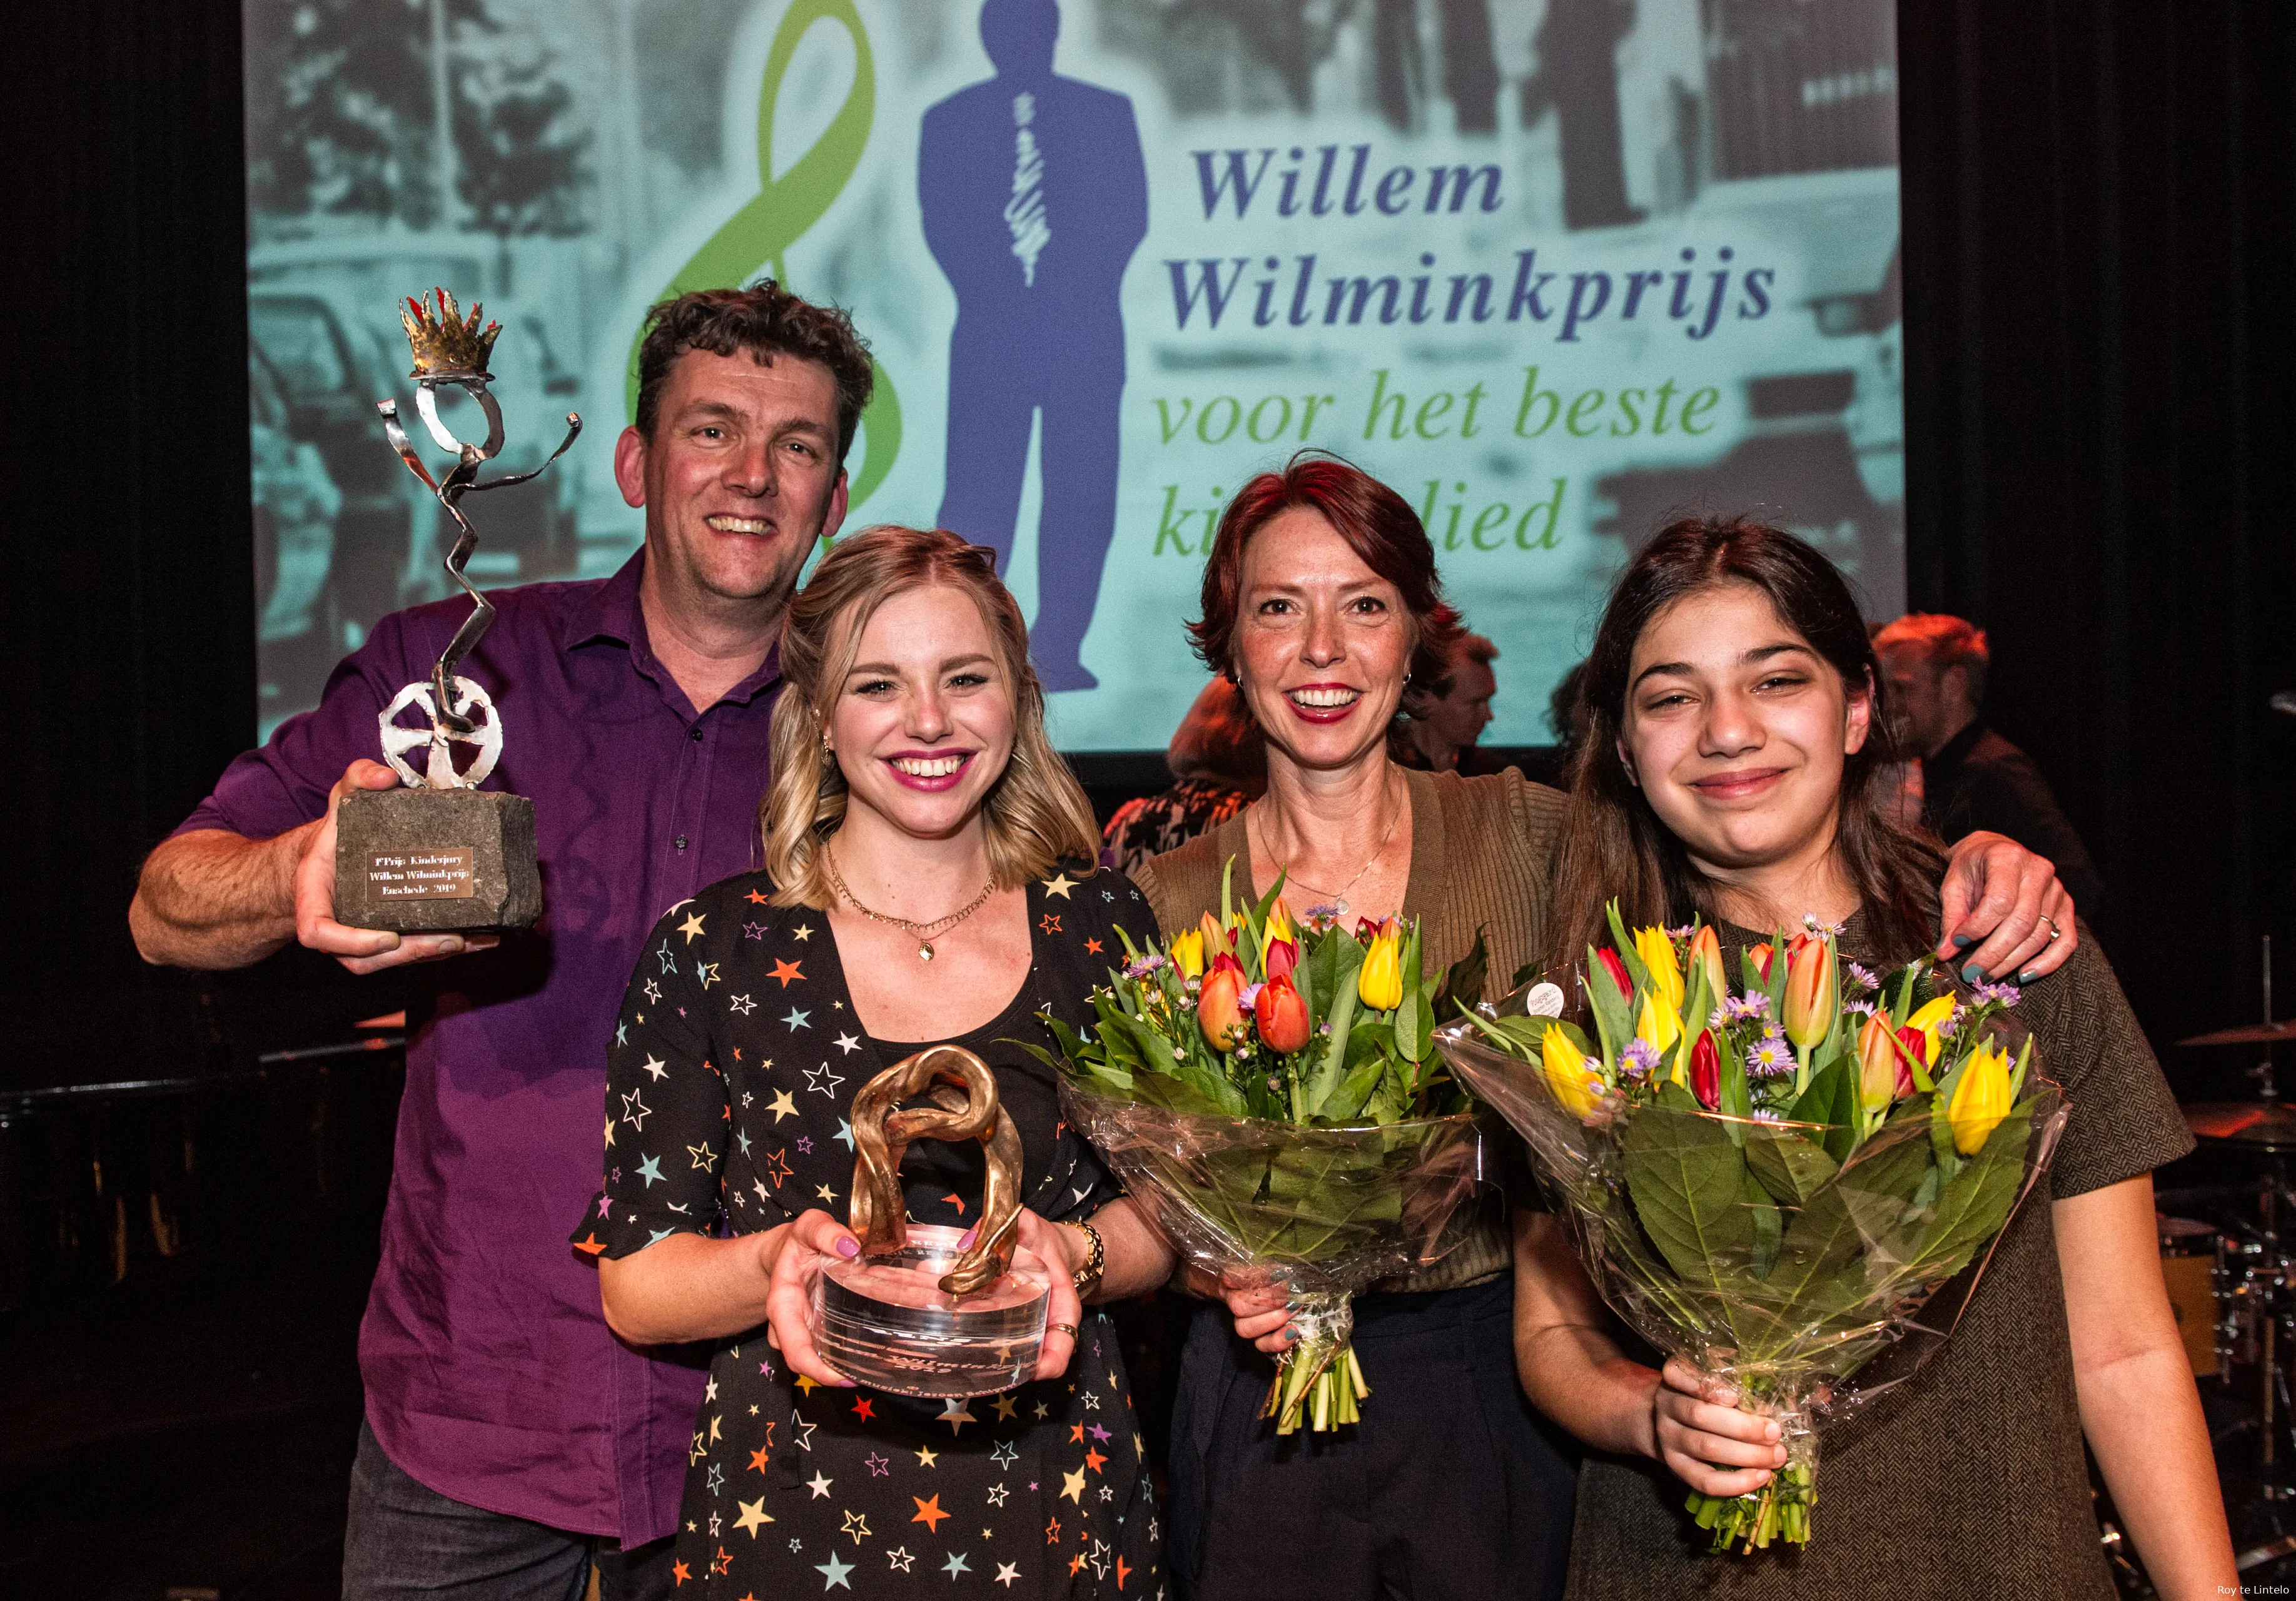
[2179,1020,2296,1047]
[2184,1102,2296,1148]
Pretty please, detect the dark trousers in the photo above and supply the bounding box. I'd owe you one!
[936,313,1125,690]
[1167,1277,1577,1601]
[342,1420,675,1601]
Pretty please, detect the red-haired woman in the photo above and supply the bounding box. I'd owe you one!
[1128,453,2076,1601]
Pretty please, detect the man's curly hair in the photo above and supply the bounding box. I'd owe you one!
[633,282,876,465]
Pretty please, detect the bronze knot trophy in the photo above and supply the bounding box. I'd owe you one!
[332,290,580,933]
[811,1046,1053,1397]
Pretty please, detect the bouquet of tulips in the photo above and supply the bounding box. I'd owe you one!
[1027,865,1482,1433]
[1436,905,2068,1553]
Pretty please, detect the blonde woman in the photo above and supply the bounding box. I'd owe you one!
[574,527,1173,1598]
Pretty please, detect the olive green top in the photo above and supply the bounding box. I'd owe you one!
[1563,917,2193,1601]
[1131,765,1567,1291]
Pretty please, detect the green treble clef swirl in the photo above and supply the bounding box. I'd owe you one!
[625,0,901,512]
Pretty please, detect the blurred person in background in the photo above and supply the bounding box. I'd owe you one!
[1875,613,2104,917]
[1100,675,1266,874]
[1392,632,1499,773]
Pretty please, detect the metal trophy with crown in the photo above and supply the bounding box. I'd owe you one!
[331,290,580,933]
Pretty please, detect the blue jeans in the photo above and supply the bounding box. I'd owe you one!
[342,1422,674,1601]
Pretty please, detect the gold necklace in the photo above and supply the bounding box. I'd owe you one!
[822,845,996,961]
[1248,778,1405,921]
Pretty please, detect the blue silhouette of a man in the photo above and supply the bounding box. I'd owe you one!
[921,0,1147,692]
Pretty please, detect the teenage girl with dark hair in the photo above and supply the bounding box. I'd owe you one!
[1516,517,2233,1599]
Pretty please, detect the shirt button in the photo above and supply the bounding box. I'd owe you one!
[674,836,689,851]
[690,727,704,742]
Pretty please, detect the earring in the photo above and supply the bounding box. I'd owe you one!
[819,727,833,756]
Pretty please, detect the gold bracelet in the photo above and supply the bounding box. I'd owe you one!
[1068,1217,1105,1297]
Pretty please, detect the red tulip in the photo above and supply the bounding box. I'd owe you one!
[1199,965,1248,1051]
[1264,936,1298,986]
[1689,1029,1721,1110]
[1894,1024,1928,1098]
[1255,974,1312,1053]
[1595,946,1634,1006]
[1209,950,1245,980]
[1356,917,1383,943]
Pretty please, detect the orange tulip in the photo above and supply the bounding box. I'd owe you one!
[1255,974,1312,1053]
[1747,942,1776,981]
[1199,964,1248,1051]
[1782,932,1836,1050]
[1856,1013,1901,1114]
[1687,925,1726,1008]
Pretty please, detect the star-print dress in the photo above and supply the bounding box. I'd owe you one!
[574,862,1165,1600]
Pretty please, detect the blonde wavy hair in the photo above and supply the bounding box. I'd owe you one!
[761,525,1100,908]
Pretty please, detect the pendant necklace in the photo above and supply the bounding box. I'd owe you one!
[822,845,996,961]
[1248,779,1405,921]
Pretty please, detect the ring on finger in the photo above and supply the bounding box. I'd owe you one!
[1050,1322,1080,1339]
[2040,915,2061,942]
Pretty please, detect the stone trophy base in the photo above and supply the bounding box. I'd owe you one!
[333,787,540,933]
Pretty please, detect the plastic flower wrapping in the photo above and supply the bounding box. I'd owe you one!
[1434,905,2069,1552]
[1023,865,1484,1433]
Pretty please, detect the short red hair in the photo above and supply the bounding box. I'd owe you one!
[1190,452,1464,691]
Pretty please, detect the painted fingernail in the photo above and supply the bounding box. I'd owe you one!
[834,1236,859,1258]
[1961,962,1986,984]
[957,1227,978,1249]
[1950,934,1976,950]
[2018,968,2040,985]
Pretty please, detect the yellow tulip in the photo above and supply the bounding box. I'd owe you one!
[1358,921,1404,1011]
[1259,898,1297,977]
[1948,1041,2015,1155]
[1635,990,1681,1056]
[1633,926,1685,1010]
[1541,1023,1601,1119]
[1169,929,1206,980]
[1906,995,1955,1062]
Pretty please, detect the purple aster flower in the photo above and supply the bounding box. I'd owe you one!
[1749,1108,1785,1124]
[1844,997,1876,1019]
[1238,982,1264,1012]
[1971,980,2023,1007]
[1746,1033,1794,1078]
[1845,961,1878,992]
[1122,954,1164,979]
[1621,1039,1662,1079]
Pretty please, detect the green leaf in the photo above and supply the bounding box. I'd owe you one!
[1744,1170,1781,1279]
[1789,1058,1860,1165]
[1317,1026,1392,1123]
[1904,1103,2034,1280]
[1605,901,1652,995]
[1585,943,1634,1070]
[1303,981,1360,1114]
[1742,1126,1839,1206]
[1622,1099,1757,1292]
[1435,928,1491,1016]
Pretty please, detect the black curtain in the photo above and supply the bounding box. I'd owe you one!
[0,2,281,1060]
[1899,1,2296,1098]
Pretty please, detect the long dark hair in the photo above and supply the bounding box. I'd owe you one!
[1549,517,1944,971]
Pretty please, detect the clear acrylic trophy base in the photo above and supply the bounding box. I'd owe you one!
[811,1225,1051,1398]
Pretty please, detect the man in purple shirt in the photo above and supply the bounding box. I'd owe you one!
[129,283,872,1599]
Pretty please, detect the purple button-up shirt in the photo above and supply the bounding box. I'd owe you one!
[176,552,776,1542]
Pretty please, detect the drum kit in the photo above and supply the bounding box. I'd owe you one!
[2158,937,2296,1573]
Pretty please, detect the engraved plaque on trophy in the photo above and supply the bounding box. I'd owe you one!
[811,1046,1053,1397]
[332,290,580,933]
